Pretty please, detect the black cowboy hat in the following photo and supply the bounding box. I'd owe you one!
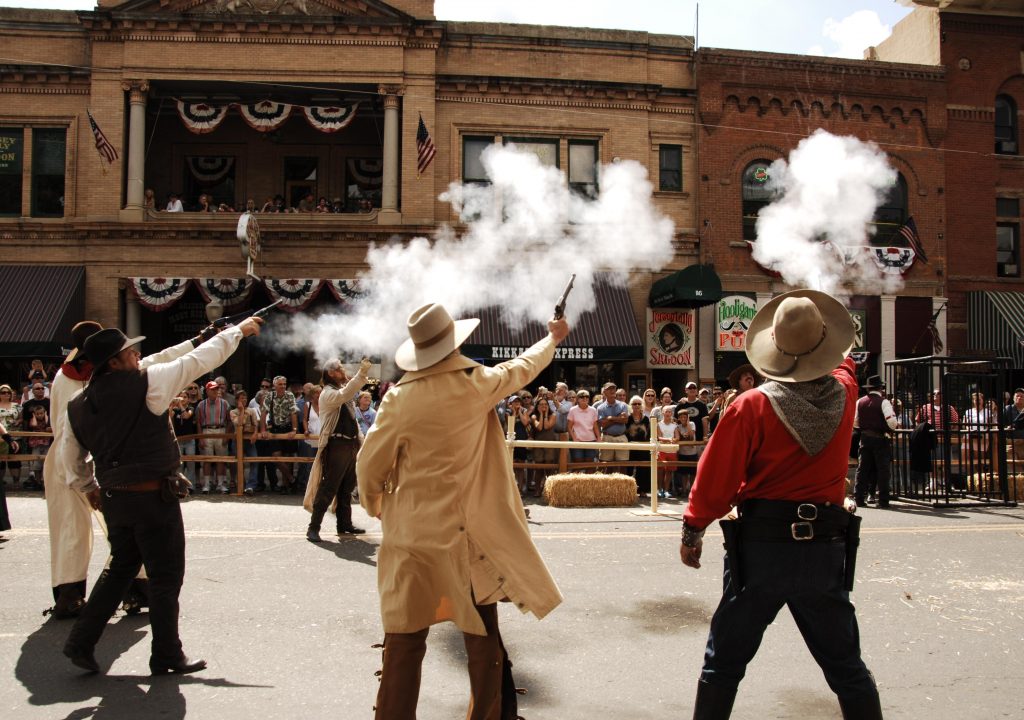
[65,321,103,364]
[83,328,145,369]
[863,375,885,390]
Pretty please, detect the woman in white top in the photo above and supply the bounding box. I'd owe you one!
[963,391,993,472]
[675,406,698,497]
[657,413,681,499]
[641,388,658,418]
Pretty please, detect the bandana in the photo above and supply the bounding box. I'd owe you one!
[757,376,846,456]
[60,361,94,383]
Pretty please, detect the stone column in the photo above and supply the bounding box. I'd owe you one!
[880,295,896,372]
[125,291,142,339]
[122,80,149,219]
[378,84,404,224]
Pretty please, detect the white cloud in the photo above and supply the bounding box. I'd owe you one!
[821,10,892,59]
[806,44,826,56]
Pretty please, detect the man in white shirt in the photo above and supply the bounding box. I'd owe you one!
[165,193,183,212]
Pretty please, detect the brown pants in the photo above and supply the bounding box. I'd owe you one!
[374,603,516,720]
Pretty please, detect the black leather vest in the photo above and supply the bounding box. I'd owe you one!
[67,369,181,487]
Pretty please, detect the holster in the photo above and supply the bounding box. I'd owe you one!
[162,473,192,502]
[718,518,744,594]
[844,513,862,592]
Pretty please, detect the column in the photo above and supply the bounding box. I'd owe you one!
[880,295,896,371]
[122,80,149,216]
[378,84,404,224]
[125,291,142,339]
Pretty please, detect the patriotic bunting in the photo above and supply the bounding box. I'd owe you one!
[303,102,359,133]
[195,278,255,308]
[746,241,917,277]
[186,156,235,183]
[346,157,383,190]
[238,100,292,132]
[176,101,229,134]
[326,279,365,306]
[129,278,191,311]
[263,278,324,312]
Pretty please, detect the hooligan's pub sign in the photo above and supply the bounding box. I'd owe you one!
[716,294,757,352]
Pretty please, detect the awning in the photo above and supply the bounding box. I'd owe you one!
[649,264,723,308]
[0,265,86,358]
[968,291,1024,368]
[462,275,644,362]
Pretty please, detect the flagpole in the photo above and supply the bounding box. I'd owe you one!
[912,302,946,355]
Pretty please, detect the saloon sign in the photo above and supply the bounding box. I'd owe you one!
[716,294,757,351]
[646,308,695,369]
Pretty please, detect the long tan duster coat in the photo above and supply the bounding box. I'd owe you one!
[302,369,367,513]
[356,335,561,636]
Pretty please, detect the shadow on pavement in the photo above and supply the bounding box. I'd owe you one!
[16,614,269,720]
[313,536,378,567]
[625,595,714,634]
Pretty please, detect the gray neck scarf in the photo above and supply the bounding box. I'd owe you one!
[757,376,846,456]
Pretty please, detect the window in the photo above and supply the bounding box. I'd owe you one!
[568,140,598,199]
[997,198,1020,278]
[0,128,22,216]
[31,128,65,217]
[503,137,558,167]
[995,95,1018,155]
[659,145,682,192]
[742,160,775,241]
[871,173,908,246]
[462,136,494,184]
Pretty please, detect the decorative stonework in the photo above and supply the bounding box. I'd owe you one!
[198,0,320,15]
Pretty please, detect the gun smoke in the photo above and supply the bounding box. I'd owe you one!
[752,129,903,298]
[271,145,676,366]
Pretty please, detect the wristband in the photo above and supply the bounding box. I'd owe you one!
[681,522,705,547]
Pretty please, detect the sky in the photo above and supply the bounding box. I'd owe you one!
[0,0,916,59]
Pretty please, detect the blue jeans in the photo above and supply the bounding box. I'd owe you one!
[177,440,196,484]
[701,537,878,702]
[296,442,317,490]
[570,448,598,462]
[241,441,259,490]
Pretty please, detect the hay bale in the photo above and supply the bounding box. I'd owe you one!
[965,472,1024,499]
[543,472,637,508]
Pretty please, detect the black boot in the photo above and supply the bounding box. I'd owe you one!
[51,583,86,620]
[692,680,737,720]
[839,692,884,720]
[307,509,324,543]
[121,578,150,616]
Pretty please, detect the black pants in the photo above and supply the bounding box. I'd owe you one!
[855,435,891,504]
[65,489,186,666]
[310,439,358,530]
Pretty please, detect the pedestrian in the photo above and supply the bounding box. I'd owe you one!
[679,289,881,719]
[356,302,569,719]
[853,375,897,507]
[60,317,262,675]
[302,358,370,542]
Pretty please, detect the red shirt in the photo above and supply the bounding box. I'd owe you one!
[684,357,857,530]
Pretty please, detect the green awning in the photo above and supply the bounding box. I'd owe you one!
[649,264,722,308]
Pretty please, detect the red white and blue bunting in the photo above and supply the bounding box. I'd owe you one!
[129,278,191,311]
[195,278,255,308]
[347,157,383,190]
[326,279,365,307]
[238,100,292,132]
[746,242,917,277]
[176,98,360,135]
[303,102,359,133]
[186,156,235,183]
[263,278,324,313]
[176,101,229,134]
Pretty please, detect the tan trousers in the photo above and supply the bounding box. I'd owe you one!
[374,603,513,720]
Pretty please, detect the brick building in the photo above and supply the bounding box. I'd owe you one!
[872,0,1024,373]
[695,47,948,382]
[0,0,698,390]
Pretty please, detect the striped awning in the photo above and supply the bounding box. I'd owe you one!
[0,265,86,358]
[968,291,1024,368]
[462,275,643,362]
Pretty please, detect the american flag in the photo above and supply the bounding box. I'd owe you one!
[416,114,436,176]
[898,216,927,264]
[87,110,118,164]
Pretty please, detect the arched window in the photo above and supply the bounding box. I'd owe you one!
[872,172,908,246]
[741,160,776,241]
[995,95,1018,155]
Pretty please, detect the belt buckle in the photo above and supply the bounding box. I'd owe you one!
[791,522,815,540]
[796,503,818,521]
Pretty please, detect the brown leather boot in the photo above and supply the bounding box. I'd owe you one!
[374,630,428,720]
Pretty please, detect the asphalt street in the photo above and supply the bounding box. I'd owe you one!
[2,491,1023,719]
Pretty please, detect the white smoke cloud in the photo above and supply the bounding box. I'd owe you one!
[269,145,675,368]
[752,129,902,298]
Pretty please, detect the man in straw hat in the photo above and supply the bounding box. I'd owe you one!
[679,289,882,719]
[59,316,263,675]
[357,302,569,719]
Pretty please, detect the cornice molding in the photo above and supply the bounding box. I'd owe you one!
[699,51,945,83]
[720,91,930,125]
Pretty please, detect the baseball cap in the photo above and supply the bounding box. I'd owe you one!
[685,381,698,390]
[205,381,219,392]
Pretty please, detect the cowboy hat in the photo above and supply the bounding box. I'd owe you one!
[65,321,103,364]
[82,328,145,370]
[727,363,761,390]
[863,375,885,390]
[745,289,854,383]
[394,303,480,372]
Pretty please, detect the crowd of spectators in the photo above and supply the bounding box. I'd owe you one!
[153,190,375,215]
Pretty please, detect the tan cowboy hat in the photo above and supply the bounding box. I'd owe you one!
[394,303,480,372]
[745,289,855,383]
[65,321,103,364]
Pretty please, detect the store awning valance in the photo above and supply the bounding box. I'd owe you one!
[969,291,1024,368]
[462,275,644,362]
[0,265,85,358]
[648,264,722,308]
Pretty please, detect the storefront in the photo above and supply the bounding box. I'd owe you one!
[647,263,722,391]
